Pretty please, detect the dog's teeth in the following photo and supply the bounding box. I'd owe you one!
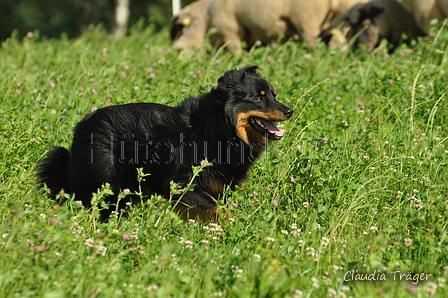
[274,130,284,137]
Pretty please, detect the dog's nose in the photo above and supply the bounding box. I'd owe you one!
[284,109,294,119]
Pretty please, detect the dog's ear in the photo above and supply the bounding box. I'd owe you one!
[353,4,384,24]
[241,65,259,76]
[217,65,259,90]
[348,7,362,24]
[366,5,385,19]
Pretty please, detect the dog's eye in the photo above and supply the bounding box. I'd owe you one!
[255,97,263,102]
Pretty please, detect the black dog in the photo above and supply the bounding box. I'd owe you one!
[38,66,293,221]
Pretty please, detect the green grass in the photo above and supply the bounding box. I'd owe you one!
[0,23,447,297]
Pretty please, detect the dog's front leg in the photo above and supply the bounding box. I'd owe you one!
[168,182,221,222]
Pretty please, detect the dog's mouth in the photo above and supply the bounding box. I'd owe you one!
[250,117,285,140]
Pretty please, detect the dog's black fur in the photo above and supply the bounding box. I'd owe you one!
[38,66,293,221]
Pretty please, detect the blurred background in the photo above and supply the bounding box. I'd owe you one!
[0,0,194,40]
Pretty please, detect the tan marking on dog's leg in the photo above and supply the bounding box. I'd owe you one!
[209,179,224,196]
[173,203,221,222]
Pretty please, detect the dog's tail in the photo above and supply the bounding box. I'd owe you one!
[37,146,70,196]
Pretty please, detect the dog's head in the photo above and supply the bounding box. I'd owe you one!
[216,66,293,148]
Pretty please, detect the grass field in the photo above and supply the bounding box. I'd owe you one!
[0,22,447,297]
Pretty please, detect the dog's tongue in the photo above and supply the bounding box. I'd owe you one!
[261,119,284,137]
